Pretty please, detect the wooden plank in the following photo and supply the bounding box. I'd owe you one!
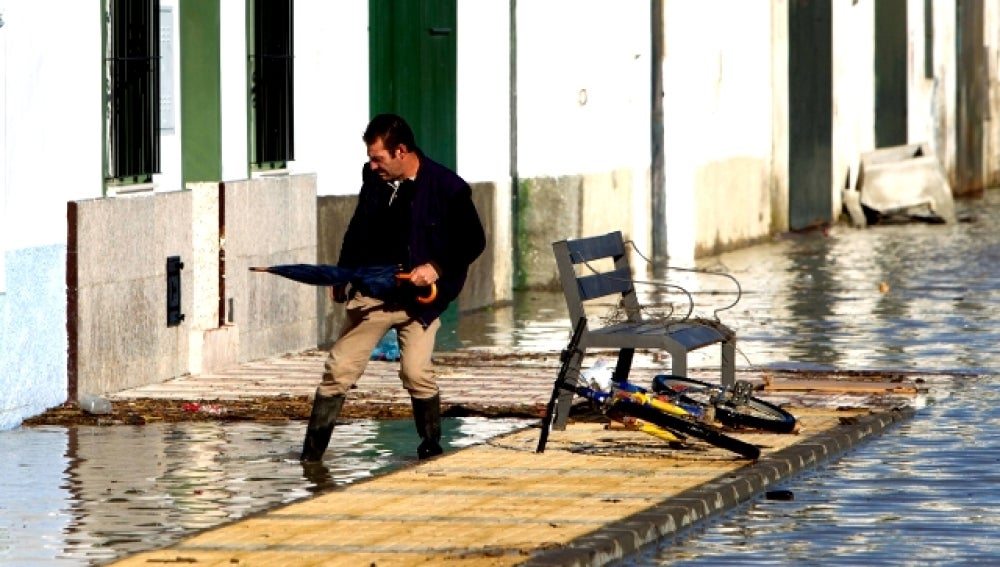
[761,378,920,394]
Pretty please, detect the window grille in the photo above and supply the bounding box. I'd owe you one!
[251,0,294,167]
[106,0,161,182]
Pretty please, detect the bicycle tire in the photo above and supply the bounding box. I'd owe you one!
[651,375,797,434]
[610,397,761,459]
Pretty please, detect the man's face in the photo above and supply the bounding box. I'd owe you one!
[367,138,406,182]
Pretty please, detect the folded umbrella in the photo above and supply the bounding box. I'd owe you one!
[249,263,437,304]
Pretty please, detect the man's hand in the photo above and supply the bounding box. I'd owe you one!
[408,263,439,287]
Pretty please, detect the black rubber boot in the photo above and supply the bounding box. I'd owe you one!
[411,394,443,459]
[300,392,345,463]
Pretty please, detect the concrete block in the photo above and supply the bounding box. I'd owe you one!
[225,174,317,363]
[856,143,956,224]
[516,175,582,290]
[461,181,508,312]
[316,195,356,349]
[71,190,193,396]
[516,168,638,290]
[189,325,239,374]
[69,174,318,395]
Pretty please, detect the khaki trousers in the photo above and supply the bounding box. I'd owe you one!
[318,294,441,399]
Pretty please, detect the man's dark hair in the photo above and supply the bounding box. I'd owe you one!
[363,113,418,153]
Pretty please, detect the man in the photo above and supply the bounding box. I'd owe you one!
[300,114,486,462]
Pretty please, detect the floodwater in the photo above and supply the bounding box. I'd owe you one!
[1,418,531,566]
[456,188,1000,565]
[456,194,1000,376]
[5,189,1000,565]
[644,378,1000,566]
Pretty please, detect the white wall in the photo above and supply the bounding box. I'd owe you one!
[0,0,102,429]
[662,0,775,262]
[293,1,369,196]
[4,0,102,250]
[220,0,248,183]
[905,0,956,183]
[832,1,875,203]
[155,0,183,192]
[456,0,511,184]
[516,1,649,179]
[0,0,6,293]
[294,1,517,195]
[981,0,999,186]
[832,0,957,210]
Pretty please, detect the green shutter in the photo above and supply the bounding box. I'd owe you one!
[180,0,222,184]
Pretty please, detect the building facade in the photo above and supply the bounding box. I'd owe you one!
[1,0,997,429]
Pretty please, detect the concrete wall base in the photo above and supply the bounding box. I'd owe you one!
[68,174,318,397]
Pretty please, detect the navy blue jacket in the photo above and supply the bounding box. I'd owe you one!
[338,153,486,326]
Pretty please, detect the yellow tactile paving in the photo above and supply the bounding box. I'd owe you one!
[108,409,863,567]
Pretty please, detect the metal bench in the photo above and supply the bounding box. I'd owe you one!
[549,231,736,429]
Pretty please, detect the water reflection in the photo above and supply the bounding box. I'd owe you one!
[456,191,1000,375]
[647,379,1000,565]
[9,189,1000,564]
[1,418,530,566]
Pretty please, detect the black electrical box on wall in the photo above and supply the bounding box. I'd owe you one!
[166,256,185,327]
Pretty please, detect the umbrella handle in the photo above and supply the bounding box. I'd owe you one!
[395,273,438,304]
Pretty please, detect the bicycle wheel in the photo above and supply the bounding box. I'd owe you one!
[610,397,761,459]
[651,375,797,434]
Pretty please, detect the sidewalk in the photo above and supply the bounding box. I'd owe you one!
[106,348,932,417]
[97,349,952,566]
[107,349,564,418]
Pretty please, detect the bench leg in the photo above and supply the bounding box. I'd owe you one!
[721,339,736,387]
[613,348,634,384]
[552,347,585,430]
[668,346,687,377]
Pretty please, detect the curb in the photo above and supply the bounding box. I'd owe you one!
[521,408,915,566]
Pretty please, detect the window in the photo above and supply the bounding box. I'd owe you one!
[250,0,294,169]
[105,0,161,186]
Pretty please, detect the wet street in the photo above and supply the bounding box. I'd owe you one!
[2,418,532,565]
[4,189,1000,565]
[646,377,1000,566]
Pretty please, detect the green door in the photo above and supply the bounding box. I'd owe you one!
[956,0,985,195]
[368,0,457,170]
[788,0,832,230]
[874,0,908,148]
[179,0,222,184]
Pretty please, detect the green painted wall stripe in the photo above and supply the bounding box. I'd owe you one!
[180,0,223,184]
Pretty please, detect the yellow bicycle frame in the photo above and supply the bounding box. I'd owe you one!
[609,390,694,442]
[616,415,682,442]
[615,390,690,416]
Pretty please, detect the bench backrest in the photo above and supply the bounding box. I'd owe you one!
[552,231,642,325]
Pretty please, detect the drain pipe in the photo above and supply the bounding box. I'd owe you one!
[218,182,226,327]
[650,0,667,263]
[509,0,520,286]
